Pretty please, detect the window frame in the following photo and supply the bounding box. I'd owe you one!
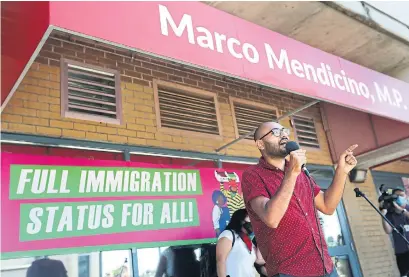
[291,114,321,150]
[153,79,223,139]
[229,97,279,143]
[60,58,123,125]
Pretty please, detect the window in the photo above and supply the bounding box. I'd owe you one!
[0,257,35,277]
[331,256,353,277]
[41,252,101,277]
[153,80,222,136]
[291,115,320,148]
[78,255,90,277]
[1,244,215,277]
[230,98,278,140]
[101,250,133,277]
[61,59,122,124]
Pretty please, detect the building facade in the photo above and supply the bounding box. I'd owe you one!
[1,2,409,277]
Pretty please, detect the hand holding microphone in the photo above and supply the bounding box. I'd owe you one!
[285,141,310,177]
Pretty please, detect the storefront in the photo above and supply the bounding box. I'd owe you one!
[1,2,409,277]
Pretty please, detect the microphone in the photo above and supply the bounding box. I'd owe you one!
[285,141,310,177]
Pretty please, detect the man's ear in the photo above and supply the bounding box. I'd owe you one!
[255,140,264,150]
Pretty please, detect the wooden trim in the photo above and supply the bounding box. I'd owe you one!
[229,97,279,143]
[65,58,119,75]
[229,97,240,139]
[65,111,121,125]
[60,58,122,125]
[230,97,279,112]
[69,68,115,81]
[153,79,223,138]
[153,80,163,130]
[154,79,217,98]
[291,114,322,151]
[214,94,223,138]
[115,70,123,125]
[158,126,223,140]
[60,58,68,118]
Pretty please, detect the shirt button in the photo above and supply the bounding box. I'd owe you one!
[305,213,308,216]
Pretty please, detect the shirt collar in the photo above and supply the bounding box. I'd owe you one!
[258,156,288,172]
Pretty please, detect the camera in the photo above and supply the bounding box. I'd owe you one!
[378,184,398,212]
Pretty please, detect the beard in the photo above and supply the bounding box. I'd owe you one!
[264,141,287,158]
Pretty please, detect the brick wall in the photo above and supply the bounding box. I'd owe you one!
[1,31,333,165]
[343,172,400,277]
[3,31,400,277]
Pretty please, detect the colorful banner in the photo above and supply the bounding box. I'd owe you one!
[1,153,245,259]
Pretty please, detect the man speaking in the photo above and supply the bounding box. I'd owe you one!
[241,121,358,277]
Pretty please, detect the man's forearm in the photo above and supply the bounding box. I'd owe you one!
[382,218,393,234]
[323,168,348,214]
[380,209,393,234]
[264,172,298,228]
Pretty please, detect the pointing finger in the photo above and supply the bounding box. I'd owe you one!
[346,144,358,153]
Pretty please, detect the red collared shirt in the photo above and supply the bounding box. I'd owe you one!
[241,157,334,276]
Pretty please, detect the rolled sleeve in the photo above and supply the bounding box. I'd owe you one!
[310,176,322,197]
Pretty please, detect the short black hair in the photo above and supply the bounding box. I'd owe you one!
[27,258,68,277]
[225,208,248,234]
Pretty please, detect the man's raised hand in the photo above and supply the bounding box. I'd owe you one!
[338,144,358,174]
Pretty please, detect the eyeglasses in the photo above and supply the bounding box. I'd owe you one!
[257,128,290,140]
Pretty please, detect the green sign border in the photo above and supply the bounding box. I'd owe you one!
[10,165,203,199]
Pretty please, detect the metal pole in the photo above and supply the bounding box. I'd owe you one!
[215,100,319,152]
[123,148,131,161]
[216,159,222,168]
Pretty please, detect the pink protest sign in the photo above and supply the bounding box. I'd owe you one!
[1,152,245,259]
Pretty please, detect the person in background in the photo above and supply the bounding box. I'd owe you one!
[155,246,200,277]
[155,247,176,277]
[381,188,409,277]
[212,190,231,237]
[216,209,266,277]
[26,258,68,277]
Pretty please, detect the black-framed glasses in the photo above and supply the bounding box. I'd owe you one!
[257,128,290,140]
